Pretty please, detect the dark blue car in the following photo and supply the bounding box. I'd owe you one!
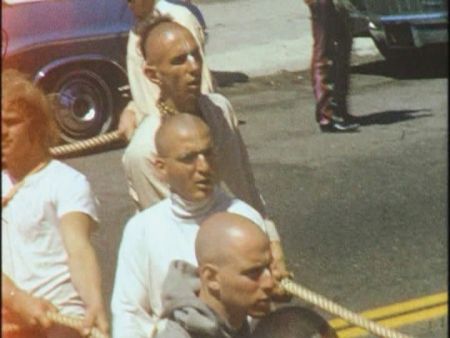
[347,0,448,60]
[2,0,134,142]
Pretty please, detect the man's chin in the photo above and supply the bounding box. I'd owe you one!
[190,188,214,202]
[248,304,272,318]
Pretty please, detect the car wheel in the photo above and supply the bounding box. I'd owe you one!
[49,69,115,143]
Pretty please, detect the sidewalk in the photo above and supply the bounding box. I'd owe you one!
[198,0,378,76]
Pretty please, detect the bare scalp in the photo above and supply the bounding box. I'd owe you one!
[195,212,269,267]
[139,17,191,64]
[155,113,209,157]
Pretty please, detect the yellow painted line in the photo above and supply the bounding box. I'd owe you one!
[336,304,447,338]
[330,292,448,330]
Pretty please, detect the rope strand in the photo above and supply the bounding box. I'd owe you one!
[2,312,108,338]
[49,131,124,157]
[281,279,414,338]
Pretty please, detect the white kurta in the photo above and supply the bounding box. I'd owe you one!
[111,187,266,338]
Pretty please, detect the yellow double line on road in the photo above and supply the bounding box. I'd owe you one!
[329,292,448,337]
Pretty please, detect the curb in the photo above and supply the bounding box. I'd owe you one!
[206,37,379,77]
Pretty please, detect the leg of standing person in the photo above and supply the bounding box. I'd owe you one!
[333,3,354,121]
[308,0,359,132]
[309,0,335,124]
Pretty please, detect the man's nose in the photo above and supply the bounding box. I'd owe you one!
[187,53,201,73]
[260,268,275,291]
[195,153,211,172]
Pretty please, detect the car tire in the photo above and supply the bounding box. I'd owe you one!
[47,68,118,143]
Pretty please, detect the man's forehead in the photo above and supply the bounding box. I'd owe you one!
[159,29,181,44]
[234,252,271,273]
[165,31,197,54]
[169,131,213,154]
[230,241,271,269]
[150,22,194,46]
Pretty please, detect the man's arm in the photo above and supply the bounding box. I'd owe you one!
[2,274,57,329]
[270,240,293,302]
[59,212,109,336]
[117,101,139,141]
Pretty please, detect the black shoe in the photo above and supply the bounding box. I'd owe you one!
[319,117,360,133]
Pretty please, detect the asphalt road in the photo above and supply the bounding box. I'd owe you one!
[64,51,448,337]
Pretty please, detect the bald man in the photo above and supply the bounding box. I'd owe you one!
[120,14,288,278]
[111,114,281,338]
[153,212,275,338]
[120,15,276,226]
[119,0,214,137]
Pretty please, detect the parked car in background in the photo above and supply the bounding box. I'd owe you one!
[2,0,134,142]
[346,0,448,60]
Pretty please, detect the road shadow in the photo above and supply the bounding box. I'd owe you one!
[212,70,249,87]
[354,109,432,126]
[352,45,448,80]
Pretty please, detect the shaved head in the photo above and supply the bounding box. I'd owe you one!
[155,113,210,157]
[138,16,203,114]
[138,14,203,113]
[153,113,217,201]
[195,212,269,267]
[139,17,192,65]
[196,212,274,327]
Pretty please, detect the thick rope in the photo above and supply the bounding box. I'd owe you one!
[49,101,182,158]
[281,279,413,338]
[2,312,107,338]
[49,131,124,157]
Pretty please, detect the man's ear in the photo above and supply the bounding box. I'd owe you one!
[144,63,161,86]
[152,156,167,181]
[199,264,220,293]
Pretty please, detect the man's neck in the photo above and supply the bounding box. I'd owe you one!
[198,288,246,331]
[160,97,201,117]
[6,151,50,182]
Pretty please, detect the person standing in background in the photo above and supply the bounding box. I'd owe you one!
[304,0,360,132]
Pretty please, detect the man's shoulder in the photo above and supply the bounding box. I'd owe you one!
[201,93,232,111]
[124,199,171,234]
[43,160,88,185]
[156,318,192,338]
[217,194,265,229]
[200,94,236,126]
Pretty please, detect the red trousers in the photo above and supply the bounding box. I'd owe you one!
[308,0,353,122]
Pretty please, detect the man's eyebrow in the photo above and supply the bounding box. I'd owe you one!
[242,263,268,274]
